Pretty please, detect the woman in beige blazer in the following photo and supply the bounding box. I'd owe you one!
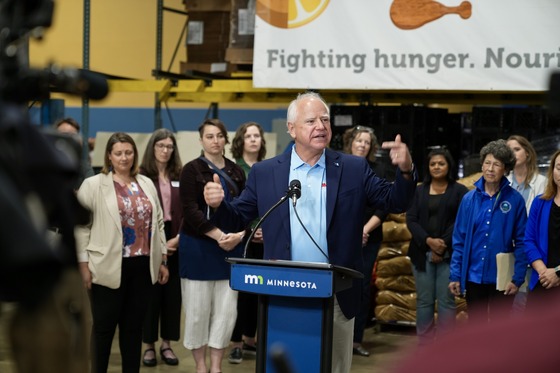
[76,132,168,373]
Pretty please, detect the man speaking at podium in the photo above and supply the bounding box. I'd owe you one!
[204,92,416,373]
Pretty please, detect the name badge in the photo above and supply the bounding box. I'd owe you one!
[171,181,180,188]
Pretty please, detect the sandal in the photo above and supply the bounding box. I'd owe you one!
[160,347,179,366]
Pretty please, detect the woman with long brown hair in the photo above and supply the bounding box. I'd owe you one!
[140,129,183,366]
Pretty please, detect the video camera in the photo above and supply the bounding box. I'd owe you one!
[0,0,108,102]
[0,0,105,307]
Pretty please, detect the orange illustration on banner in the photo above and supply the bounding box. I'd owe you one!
[390,0,472,30]
[256,0,330,29]
[257,0,472,30]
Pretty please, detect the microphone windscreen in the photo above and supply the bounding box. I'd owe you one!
[77,69,109,100]
[289,179,301,199]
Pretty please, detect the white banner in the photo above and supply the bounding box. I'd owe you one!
[253,0,560,91]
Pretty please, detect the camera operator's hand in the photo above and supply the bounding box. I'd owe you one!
[78,262,92,290]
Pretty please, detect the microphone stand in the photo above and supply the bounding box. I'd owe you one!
[243,194,289,258]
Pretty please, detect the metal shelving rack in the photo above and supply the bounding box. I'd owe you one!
[84,1,547,129]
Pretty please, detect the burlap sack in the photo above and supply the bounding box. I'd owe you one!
[382,221,412,242]
[376,290,417,310]
[375,275,416,292]
[378,241,410,260]
[376,256,413,277]
[387,213,406,223]
[375,304,416,323]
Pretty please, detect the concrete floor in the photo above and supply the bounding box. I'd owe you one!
[0,302,418,373]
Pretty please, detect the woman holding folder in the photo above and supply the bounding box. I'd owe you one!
[449,139,527,323]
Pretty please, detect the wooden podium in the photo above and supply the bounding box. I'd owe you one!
[227,258,362,373]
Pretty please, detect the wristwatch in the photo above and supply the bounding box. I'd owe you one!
[555,266,560,278]
[162,260,168,268]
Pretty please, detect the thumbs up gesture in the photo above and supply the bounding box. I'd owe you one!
[204,173,225,208]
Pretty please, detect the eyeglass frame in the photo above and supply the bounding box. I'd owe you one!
[155,143,175,151]
[353,125,375,134]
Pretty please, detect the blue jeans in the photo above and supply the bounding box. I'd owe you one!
[412,253,456,345]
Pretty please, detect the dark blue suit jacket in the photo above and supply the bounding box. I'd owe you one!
[213,148,416,318]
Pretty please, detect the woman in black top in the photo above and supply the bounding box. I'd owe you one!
[406,149,468,345]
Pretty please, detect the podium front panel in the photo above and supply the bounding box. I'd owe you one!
[230,263,334,298]
[265,296,325,373]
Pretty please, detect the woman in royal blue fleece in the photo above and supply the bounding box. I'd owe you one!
[524,149,560,308]
[449,139,527,324]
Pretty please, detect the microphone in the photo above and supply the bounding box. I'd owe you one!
[47,65,109,100]
[1,65,109,102]
[288,179,301,206]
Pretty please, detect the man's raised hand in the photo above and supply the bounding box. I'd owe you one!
[204,173,225,208]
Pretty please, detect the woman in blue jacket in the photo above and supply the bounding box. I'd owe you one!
[449,139,527,323]
[524,149,560,306]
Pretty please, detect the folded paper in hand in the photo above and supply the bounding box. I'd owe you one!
[496,252,530,292]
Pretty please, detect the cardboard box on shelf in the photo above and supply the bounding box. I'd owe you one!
[180,61,232,76]
[183,0,231,12]
[229,0,255,49]
[186,11,230,63]
[225,47,253,64]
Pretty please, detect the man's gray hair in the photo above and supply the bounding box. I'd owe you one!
[287,92,329,123]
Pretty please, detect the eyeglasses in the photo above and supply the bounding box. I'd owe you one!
[353,126,374,134]
[482,160,504,169]
[155,143,174,151]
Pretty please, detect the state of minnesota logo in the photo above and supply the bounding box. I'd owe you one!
[256,0,330,29]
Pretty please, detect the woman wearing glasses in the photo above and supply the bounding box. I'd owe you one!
[342,125,389,357]
[449,139,527,323]
[140,129,183,367]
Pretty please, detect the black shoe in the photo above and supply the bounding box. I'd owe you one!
[160,347,179,366]
[142,348,157,367]
[228,347,243,364]
[353,346,370,357]
[242,342,257,356]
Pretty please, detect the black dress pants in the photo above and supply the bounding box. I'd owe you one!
[90,256,152,373]
[465,281,515,324]
[142,252,181,343]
